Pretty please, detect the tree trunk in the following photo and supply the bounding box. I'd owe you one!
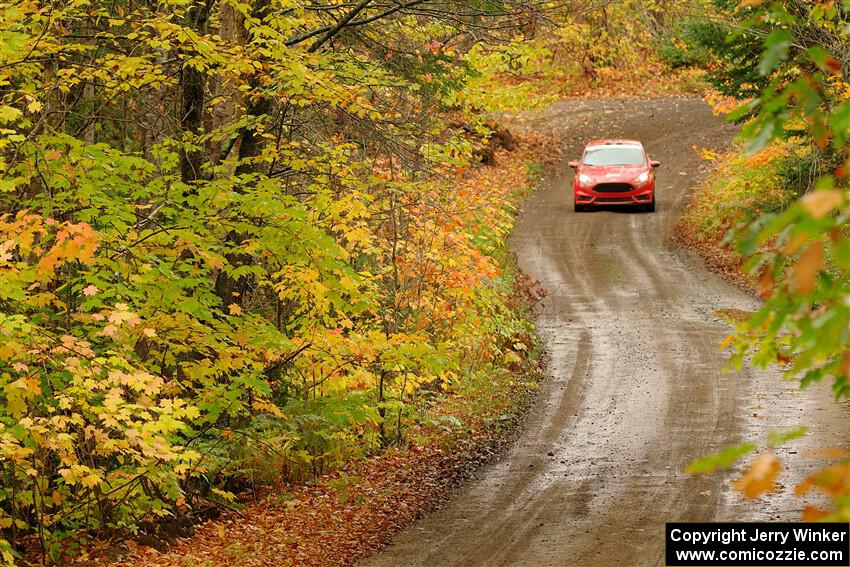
[179,1,213,183]
[213,0,272,309]
[209,2,245,165]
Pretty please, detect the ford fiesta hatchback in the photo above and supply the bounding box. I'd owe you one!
[569,140,660,212]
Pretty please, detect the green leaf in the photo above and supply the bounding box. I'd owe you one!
[767,427,808,447]
[828,100,850,145]
[758,29,792,76]
[687,443,757,474]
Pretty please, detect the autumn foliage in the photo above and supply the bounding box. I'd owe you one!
[675,0,850,521]
[2,0,814,563]
[0,0,588,562]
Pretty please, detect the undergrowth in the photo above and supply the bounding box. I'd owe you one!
[676,142,798,286]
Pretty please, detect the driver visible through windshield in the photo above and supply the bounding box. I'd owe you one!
[583,145,645,166]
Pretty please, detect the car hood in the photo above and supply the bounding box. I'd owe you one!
[579,164,648,182]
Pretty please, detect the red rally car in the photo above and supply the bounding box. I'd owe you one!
[569,139,661,212]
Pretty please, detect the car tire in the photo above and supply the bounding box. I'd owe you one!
[574,202,588,212]
[645,196,656,213]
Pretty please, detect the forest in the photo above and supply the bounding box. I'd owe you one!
[0,0,848,565]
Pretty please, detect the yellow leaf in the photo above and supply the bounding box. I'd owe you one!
[733,453,781,499]
[801,189,843,219]
[780,233,808,256]
[228,303,242,316]
[43,149,61,161]
[81,473,102,488]
[254,399,286,418]
[700,148,718,161]
[27,99,43,113]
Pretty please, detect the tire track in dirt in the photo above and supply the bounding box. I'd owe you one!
[360,97,847,567]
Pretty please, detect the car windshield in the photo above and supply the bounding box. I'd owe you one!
[583,146,645,166]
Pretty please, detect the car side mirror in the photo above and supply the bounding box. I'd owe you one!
[650,160,661,168]
[568,161,580,169]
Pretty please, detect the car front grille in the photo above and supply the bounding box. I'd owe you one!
[594,183,633,193]
[596,197,632,203]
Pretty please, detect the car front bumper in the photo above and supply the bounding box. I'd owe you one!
[575,184,653,206]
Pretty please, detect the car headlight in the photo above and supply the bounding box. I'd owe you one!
[578,173,593,186]
[633,171,650,185]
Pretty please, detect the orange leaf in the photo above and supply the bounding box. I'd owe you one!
[801,506,829,522]
[800,447,849,459]
[801,189,842,219]
[718,334,735,351]
[757,267,775,299]
[792,241,824,294]
[733,453,782,500]
[824,57,842,75]
[780,233,808,256]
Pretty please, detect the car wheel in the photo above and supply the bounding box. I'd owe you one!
[645,196,656,213]
[574,202,588,212]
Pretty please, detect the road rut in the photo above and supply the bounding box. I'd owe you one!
[361,97,847,567]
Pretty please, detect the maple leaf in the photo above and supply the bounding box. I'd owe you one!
[81,473,102,489]
[82,284,99,296]
[0,240,13,263]
[733,453,782,500]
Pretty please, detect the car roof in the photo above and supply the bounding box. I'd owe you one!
[585,139,643,148]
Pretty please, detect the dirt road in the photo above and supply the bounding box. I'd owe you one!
[361,97,847,567]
